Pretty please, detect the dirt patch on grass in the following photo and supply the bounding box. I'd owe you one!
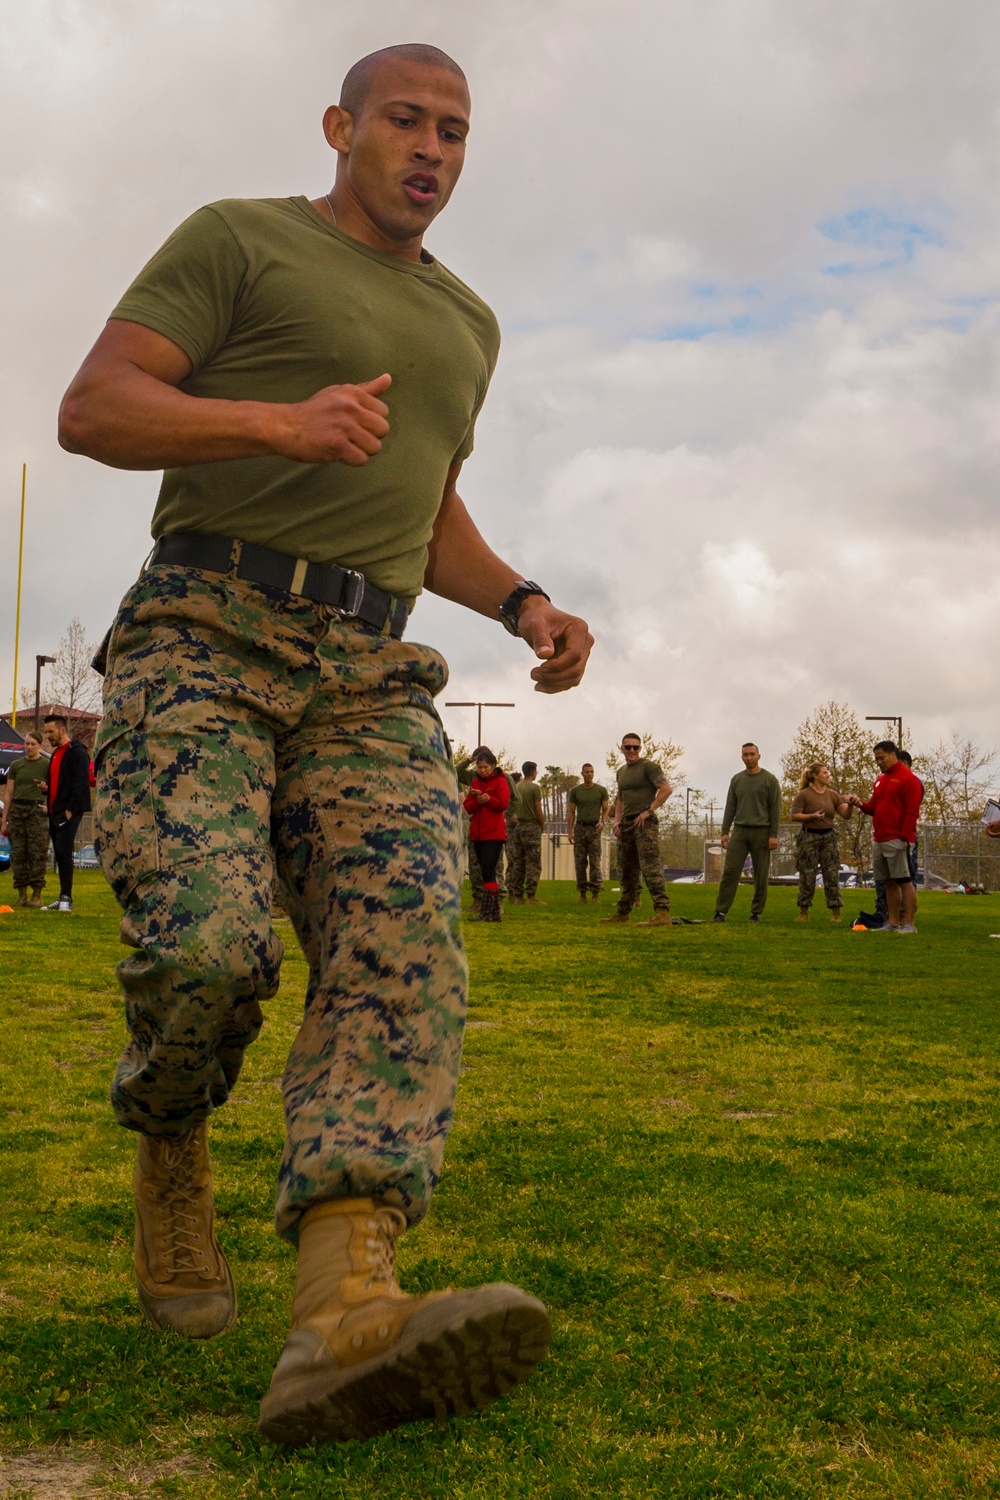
[0,1448,199,1498]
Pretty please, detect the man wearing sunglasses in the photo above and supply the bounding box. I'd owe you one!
[603,734,673,927]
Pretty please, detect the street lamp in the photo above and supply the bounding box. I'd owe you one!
[685,787,693,866]
[34,654,56,735]
[444,701,515,747]
[865,714,903,748]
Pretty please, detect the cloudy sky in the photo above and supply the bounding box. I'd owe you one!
[2,0,998,802]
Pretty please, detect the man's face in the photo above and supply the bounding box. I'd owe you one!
[621,740,641,765]
[874,748,897,773]
[44,722,67,748]
[328,60,471,244]
[581,764,594,784]
[741,745,760,771]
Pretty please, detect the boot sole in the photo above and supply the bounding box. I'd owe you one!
[137,1258,237,1339]
[258,1284,551,1446]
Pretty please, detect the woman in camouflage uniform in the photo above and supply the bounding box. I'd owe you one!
[1,730,50,906]
[791,763,851,922]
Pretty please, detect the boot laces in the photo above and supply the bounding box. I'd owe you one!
[360,1207,405,1291]
[151,1133,211,1278]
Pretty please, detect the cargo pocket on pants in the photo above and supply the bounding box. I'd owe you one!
[93,681,159,901]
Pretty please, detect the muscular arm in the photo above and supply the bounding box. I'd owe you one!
[58,320,391,471]
[425,465,593,694]
[1,778,12,834]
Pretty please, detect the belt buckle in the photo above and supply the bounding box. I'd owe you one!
[337,568,365,619]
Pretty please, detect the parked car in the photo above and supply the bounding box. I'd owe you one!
[73,844,101,869]
[0,833,9,874]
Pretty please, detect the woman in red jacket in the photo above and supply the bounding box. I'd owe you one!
[462,747,510,923]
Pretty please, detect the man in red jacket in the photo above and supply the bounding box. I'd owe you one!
[850,741,923,933]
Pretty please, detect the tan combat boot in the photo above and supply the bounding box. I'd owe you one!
[637,911,672,927]
[133,1124,236,1338]
[28,888,44,908]
[600,911,631,924]
[13,889,27,907]
[258,1198,551,1446]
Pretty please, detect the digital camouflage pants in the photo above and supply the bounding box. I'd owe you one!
[507,822,542,898]
[796,829,842,910]
[573,823,603,894]
[616,815,670,914]
[94,565,466,1243]
[8,802,48,890]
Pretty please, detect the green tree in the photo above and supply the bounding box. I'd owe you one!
[780,701,877,870]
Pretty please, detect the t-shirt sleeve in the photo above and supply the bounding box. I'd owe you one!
[646,761,666,788]
[110,205,249,373]
[791,792,805,814]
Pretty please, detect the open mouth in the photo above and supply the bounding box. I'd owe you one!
[402,173,439,207]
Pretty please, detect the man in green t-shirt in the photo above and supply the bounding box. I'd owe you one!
[508,762,546,903]
[713,743,781,923]
[567,764,608,902]
[602,734,673,926]
[60,43,593,1447]
[1,730,50,906]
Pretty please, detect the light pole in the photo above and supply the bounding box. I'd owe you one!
[706,800,717,839]
[865,714,903,748]
[34,654,56,735]
[444,700,515,747]
[685,787,693,866]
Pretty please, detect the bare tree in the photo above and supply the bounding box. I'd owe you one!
[49,617,103,726]
[916,734,997,824]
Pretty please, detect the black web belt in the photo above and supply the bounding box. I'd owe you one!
[149,531,410,639]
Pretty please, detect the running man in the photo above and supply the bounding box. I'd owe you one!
[59,44,592,1446]
[567,763,608,902]
[602,734,673,927]
[713,743,781,924]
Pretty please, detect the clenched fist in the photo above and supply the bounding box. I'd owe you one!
[274,374,392,465]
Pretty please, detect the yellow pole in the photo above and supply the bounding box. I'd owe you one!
[11,463,26,729]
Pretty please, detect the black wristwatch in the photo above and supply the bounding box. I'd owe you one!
[498,580,550,637]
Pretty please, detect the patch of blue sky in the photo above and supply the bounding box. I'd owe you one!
[817,205,946,275]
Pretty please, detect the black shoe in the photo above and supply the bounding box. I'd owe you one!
[748,914,761,924]
[712,912,725,923]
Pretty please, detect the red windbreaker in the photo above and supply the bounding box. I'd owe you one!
[463,770,510,841]
[859,762,923,844]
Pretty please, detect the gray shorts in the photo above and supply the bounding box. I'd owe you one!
[873,839,912,883]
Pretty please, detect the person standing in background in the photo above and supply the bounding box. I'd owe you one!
[874,748,923,922]
[463,747,510,923]
[508,761,545,904]
[1,730,50,907]
[602,734,673,927]
[850,741,922,933]
[790,762,850,923]
[713,743,781,924]
[40,715,91,914]
[567,762,608,903]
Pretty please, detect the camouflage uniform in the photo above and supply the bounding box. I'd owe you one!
[573,823,603,896]
[507,822,542,900]
[94,565,466,1243]
[616,815,670,915]
[8,802,49,891]
[796,829,842,911]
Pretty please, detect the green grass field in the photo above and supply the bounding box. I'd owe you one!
[2,872,1000,1498]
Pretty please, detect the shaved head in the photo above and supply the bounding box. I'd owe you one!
[340,44,467,118]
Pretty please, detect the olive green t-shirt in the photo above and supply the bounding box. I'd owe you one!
[111,197,501,604]
[569,783,607,824]
[6,756,48,804]
[790,785,843,833]
[512,780,543,826]
[616,759,666,818]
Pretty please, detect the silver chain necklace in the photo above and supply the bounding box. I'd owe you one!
[324,192,337,227]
